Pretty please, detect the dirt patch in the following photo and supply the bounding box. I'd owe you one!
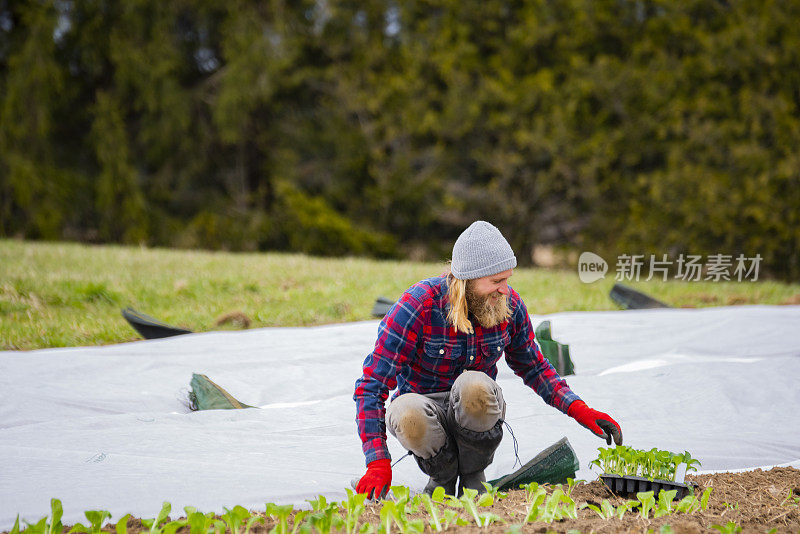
[11,467,799,534]
[214,311,251,328]
[781,294,800,305]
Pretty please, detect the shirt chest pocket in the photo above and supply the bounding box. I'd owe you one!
[419,340,463,376]
[478,331,511,366]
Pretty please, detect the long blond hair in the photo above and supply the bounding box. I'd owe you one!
[446,270,474,335]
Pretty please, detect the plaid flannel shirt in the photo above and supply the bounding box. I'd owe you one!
[353,275,581,465]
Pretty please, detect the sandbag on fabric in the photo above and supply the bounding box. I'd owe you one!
[122,307,192,339]
[188,373,254,410]
[488,437,580,490]
[534,320,575,376]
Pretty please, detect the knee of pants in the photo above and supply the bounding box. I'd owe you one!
[386,393,448,459]
[450,370,506,432]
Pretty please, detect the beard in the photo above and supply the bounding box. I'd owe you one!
[465,282,511,328]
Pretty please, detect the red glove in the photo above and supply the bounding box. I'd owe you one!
[568,400,623,445]
[355,459,392,499]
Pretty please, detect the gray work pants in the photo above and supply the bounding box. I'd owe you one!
[386,370,506,459]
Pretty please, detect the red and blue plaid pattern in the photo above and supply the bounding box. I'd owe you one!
[353,275,581,465]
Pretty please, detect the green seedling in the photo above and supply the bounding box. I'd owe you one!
[185,510,215,534]
[308,504,343,534]
[141,502,172,534]
[340,489,367,534]
[676,494,701,514]
[711,521,742,534]
[221,505,252,534]
[429,485,460,508]
[456,487,501,527]
[780,490,800,507]
[539,488,569,523]
[479,481,507,503]
[307,496,329,512]
[24,517,48,534]
[416,493,443,532]
[459,488,481,526]
[389,486,410,503]
[114,514,132,534]
[266,503,294,534]
[583,499,616,520]
[617,500,641,520]
[68,510,112,534]
[519,481,540,501]
[10,516,20,534]
[700,487,713,510]
[558,489,580,519]
[565,478,585,498]
[47,499,64,534]
[441,508,467,529]
[289,511,309,534]
[654,489,678,518]
[523,486,547,522]
[682,450,701,476]
[660,525,675,534]
[379,501,395,534]
[636,491,656,519]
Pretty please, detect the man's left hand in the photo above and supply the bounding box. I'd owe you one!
[567,400,623,445]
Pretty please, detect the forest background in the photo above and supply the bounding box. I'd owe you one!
[2,0,799,281]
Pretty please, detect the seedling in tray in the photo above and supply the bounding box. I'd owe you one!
[590,445,702,500]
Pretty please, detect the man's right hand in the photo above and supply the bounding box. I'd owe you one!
[355,459,392,499]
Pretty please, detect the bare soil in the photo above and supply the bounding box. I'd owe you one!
[13,467,799,534]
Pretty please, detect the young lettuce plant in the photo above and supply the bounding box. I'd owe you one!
[555,488,580,520]
[339,489,367,534]
[308,503,344,534]
[674,486,712,514]
[636,491,656,519]
[68,510,112,534]
[221,505,253,534]
[416,493,443,532]
[458,488,502,527]
[523,485,547,523]
[140,502,174,534]
[23,518,48,534]
[19,499,64,534]
[617,500,641,520]
[582,499,616,520]
[479,481,507,504]
[654,489,679,518]
[114,514,132,534]
[266,503,295,534]
[711,521,742,534]
[538,489,564,523]
[48,499,64,534]
[184,508,216,534]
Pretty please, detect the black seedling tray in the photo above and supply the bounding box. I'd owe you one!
[600,473,691,500]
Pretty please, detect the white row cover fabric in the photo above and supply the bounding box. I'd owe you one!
[1,305,799,528]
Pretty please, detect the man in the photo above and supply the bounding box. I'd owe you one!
[353,220,622,499]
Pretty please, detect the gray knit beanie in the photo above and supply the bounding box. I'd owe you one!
[451,221,517,280]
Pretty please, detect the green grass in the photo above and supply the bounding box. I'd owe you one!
[2,239,798,350]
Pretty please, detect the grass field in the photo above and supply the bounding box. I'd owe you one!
[2,239,799,350]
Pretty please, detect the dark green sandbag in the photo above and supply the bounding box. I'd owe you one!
[188,373,255,410]
[609,283,670,309]
[488,437,580,491]
[534,320,575,376]
[371,296,395,317]
[122,307,192,339]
